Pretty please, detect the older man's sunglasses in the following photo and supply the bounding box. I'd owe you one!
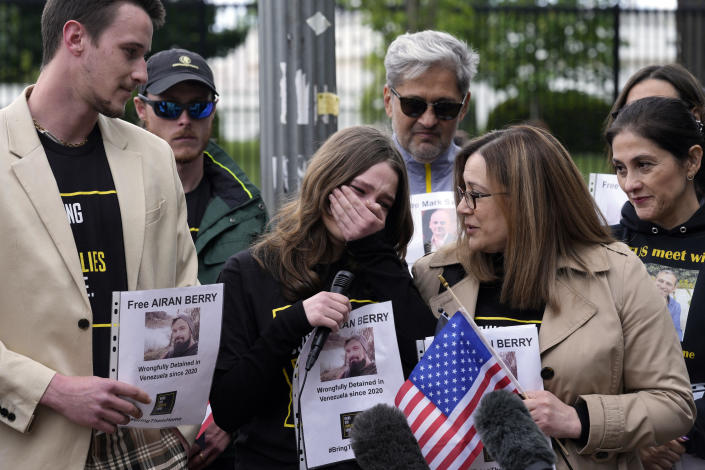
[138,93,217,120]
[389,87,466,121]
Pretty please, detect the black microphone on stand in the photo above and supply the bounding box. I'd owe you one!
[305,270,354,371]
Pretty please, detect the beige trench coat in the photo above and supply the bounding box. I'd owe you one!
[413,242,695,470]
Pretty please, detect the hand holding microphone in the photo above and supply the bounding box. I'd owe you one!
[303,292,350,331]
[305,271,354,371]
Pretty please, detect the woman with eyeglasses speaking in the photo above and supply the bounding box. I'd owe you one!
[412,125,695,470]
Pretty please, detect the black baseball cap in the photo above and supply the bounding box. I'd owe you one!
[141,48,218,96]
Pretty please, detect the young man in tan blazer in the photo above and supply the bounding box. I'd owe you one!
[0,1,199,468]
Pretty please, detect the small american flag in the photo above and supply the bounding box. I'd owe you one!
[395,312,518,470]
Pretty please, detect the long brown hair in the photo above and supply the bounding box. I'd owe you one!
[253,126,413,301]
[454,125,613,310]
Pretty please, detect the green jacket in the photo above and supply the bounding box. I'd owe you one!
[195,140,268,284]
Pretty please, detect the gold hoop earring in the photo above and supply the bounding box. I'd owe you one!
[687,174,695,181]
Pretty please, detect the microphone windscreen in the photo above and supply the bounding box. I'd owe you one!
[474,390,555,470]
[351,404,429,470]
[330,270,354,294]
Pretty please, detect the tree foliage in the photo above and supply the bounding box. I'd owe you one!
[0,0,252,84]
[341,0,618,128]
[0,2,44,83]
[486,89,610,153]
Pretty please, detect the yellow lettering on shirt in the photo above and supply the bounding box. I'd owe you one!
[79,251,107,273]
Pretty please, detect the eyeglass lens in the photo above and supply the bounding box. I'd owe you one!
[400,98,462,120]
[154,100,215,120]
[457,186,484,210]
[392,88,463,121]
[457,187,474,209]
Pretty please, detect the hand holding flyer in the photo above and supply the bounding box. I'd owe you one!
[294,301,404,469]
[110,284,223,428]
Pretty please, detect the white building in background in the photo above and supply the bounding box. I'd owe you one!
[210,26,261,141]
[619,9,677,81]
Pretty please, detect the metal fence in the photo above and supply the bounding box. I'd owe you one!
[1,1,703,186]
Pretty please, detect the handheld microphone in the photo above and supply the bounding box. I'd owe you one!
[305,270,354,371]
[474,389,555,470]
[350,404,429,470]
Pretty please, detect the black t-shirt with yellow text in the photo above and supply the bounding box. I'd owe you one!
[40,126,127,378]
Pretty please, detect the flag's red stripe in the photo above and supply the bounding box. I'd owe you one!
[402,389,426,417]
[425,403,473,463]
[457,441,486,470]
[410,400,437,433]
[455,363,501,424]
[197,412,214,439]
[417,412,446,449]
[440,376,516,469]
[443,374,516,469]
[436,426,479,469]
[395,379,414,406]
[493,375,511,390]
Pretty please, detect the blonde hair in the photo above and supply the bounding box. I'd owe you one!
[253,126,413,301]
[454,125,613,310]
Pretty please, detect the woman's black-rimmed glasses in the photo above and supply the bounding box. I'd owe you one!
[138,93,218,120]
[389,87,466,121]
[457,186,508,209]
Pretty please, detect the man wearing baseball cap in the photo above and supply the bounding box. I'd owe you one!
[135,48,267,470]
[135,48,267,286]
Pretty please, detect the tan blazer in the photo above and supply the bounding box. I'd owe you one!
[413,242,695,470]
[0,87,199,469]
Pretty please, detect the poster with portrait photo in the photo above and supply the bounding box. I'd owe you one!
[643,262,697,342]
[319,327,377,382]
[407,191,457,268]
[144,308,200,361]
[110,284,223,428]
[293,301,404,469]
[421,207,457,255]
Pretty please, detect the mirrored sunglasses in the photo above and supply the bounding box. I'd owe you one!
[390,87,465,121]
[138,93,217,120]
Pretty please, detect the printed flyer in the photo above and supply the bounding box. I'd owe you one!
[588,172,627,225]
[109,284,223,428]
[471,325,545,470]
[294,301,404,469]
[406,191,457,268]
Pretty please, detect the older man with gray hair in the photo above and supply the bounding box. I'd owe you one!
[383,30,479,195]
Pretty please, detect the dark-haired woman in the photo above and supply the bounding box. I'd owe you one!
[209,126,436,470]
[605,63,705,133]
[414,125,695,470]
[608,96,705,469]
